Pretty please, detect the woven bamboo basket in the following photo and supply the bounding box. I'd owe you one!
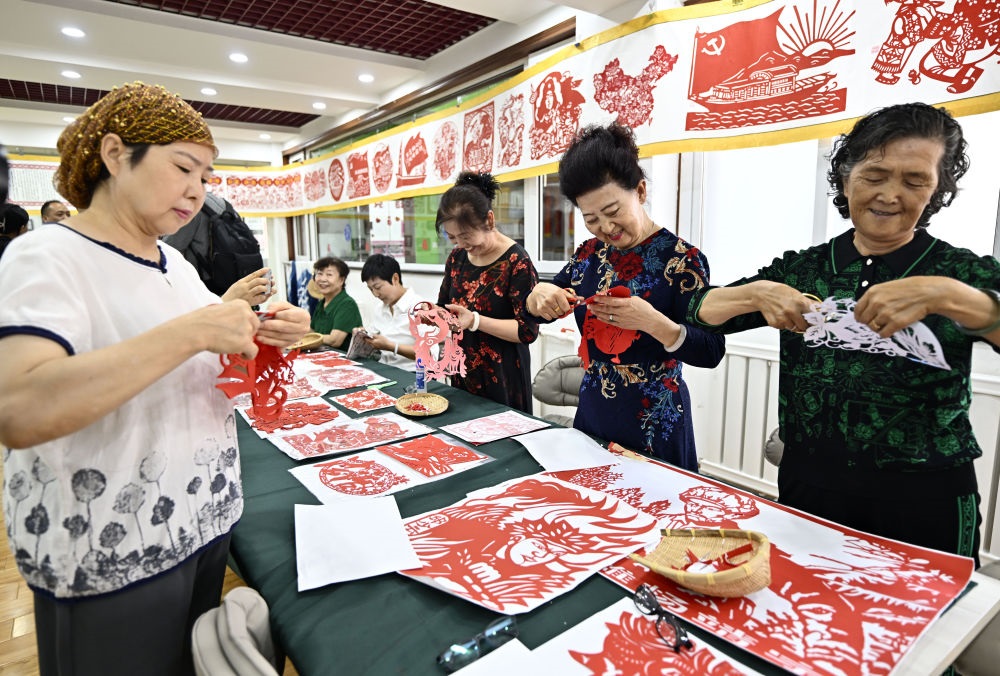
[630,528,771,598]
[395,392,448,417]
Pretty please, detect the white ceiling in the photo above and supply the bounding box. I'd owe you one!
[0,0,639,149]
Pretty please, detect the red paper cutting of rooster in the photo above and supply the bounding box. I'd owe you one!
[409,301,466,381]
[399,475,658,614]
[686,6,854,131]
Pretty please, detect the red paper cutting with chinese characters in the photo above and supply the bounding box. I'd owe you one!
[398,475,658,614]
[376,434,487,477]
[547,457,974,676]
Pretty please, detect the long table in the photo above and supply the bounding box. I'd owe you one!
[230,356,1000,675]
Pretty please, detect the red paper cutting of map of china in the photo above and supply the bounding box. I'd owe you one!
[289,434,492,502]
[546,457,974,676]
[399,474,658,614]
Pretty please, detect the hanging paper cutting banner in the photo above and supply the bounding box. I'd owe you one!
[9,0,1000,215]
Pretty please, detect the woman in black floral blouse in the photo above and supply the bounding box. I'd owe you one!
[436,172,540,413]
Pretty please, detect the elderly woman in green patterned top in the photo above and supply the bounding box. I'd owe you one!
[686,102,1000,566]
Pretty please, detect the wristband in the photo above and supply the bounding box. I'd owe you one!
[955,289,1000,336]
[393,343,399,355]
[470,311,481,332]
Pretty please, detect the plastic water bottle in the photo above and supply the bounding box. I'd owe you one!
[414,357,427,393]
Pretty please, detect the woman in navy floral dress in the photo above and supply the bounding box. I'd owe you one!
[437,172,540,413]
[527,124,724,470]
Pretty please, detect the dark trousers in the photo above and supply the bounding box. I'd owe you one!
[779,459,981,566]
[34,533,232,676]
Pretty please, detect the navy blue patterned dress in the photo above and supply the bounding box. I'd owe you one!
[552,229,725,470]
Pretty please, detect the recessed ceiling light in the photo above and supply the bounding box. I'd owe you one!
[259,133,271,140]
[312,102,327,110]
[358,73,374,84]
[201,87,218,96]
[62,116,76,123]
[229,52,248,64]
[61,27,85,38]
[61,70,81,79]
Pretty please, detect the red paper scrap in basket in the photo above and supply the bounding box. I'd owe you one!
[216,341,298,422]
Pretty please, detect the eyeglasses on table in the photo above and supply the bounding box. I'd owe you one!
[436,615,519,673]
[634,583,694,653]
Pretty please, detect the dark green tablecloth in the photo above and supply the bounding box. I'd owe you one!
[231,357,629,675]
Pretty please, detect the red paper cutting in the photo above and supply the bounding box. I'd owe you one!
[217,342,298,422]
[377,435,486,477]
[579,286,640,366]
[246,399,339,434]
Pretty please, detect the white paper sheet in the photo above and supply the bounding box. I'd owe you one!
[294,499,421,591]
[514,427,619,472]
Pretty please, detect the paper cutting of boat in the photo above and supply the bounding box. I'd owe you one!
[691,67,835,112]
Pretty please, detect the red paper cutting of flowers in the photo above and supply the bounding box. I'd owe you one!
[217,341,299,422]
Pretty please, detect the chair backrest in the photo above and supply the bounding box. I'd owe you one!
[192,586,282,676]
[532,355,584,408]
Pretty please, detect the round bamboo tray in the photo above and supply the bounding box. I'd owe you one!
[395,392,448,417]
[630,528,771,597]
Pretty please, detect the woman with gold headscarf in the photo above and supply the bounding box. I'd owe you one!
[0,82,309,675]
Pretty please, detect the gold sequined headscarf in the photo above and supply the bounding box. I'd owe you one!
[54,82,216,209]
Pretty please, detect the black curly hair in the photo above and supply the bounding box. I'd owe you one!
[827,102,969,229]
[435,172,501,233]
[558,122,646,206]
